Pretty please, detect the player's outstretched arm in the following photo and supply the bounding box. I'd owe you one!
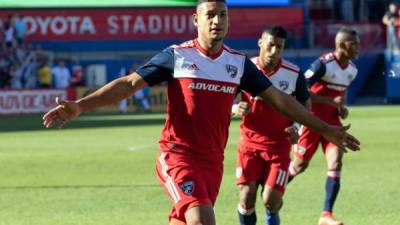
[43,73,147,128]
[310,93,344,107]
[259,86,360,151]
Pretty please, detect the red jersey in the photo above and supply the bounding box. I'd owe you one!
[136,40,272,165]
[305,52,358,121]
[239,57,309,153]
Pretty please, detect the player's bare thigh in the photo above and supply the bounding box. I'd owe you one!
[184,204,216,225]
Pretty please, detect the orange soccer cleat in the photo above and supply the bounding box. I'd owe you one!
[318,212,344,225]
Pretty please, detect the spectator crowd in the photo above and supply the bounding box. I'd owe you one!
[0,14,83,89]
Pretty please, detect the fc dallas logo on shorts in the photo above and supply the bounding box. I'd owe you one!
[179,181,195,195]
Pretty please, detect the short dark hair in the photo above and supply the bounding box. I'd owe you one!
[261,25,287,39]
[337,26,358,37]
[335,26,358,44]
[197,0,226,5]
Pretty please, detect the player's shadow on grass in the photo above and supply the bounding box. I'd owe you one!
[0,112,167,132]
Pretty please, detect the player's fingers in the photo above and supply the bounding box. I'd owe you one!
[43,105,65,120]
[238,104,250,111]
[45,118,57,128]
[342,124,351,131]
[345,135,360,151]
[348,133,360,145]
[43,114,57,127]
[43,108,58,120]
[43,118,51,128]
[44,112,65,128]
[43,111,59,125]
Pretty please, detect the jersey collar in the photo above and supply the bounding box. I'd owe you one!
[333,52,349,70]
[194,39,224,60]
[257,57,281,77]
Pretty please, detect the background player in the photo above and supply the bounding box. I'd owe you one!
[43,2,360,225]
[288,27,360,225]
[232,26,310,225]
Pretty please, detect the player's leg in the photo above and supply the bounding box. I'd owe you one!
[262,187,283,225]
[238,182,258,225]
[318,142,344,225]
[236,145,265,225]
[288,155,310,182]
[156,151,222,225]
[288,126,320,182]
[261,152,290,225]
[184,205,216,225]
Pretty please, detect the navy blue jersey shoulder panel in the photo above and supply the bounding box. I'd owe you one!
[136,47,174,86]
[307,59,326,86]
[240,56,272,96]
[295,70,310,103]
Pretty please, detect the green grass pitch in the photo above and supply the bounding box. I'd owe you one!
[0,106,399,225]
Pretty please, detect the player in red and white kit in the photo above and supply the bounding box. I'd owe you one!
[233,26,310,225]
[42,2,360,225]
[288,27,360,225]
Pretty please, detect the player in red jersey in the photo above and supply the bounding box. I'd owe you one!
[42,1,360,224]
[288,27,360,225]
[232,26,310,225]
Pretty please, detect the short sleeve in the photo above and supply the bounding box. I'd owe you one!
[294,70,310,104]
[136,47,174,86]
[240,56,272,96]
[305,59,326,86]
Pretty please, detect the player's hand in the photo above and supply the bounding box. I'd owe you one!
[284,126,299,144]
[232,101,251,116]
[332,96,344,107]
[321,124,360,152]
[338,106,349,119]
[42,97,81,128]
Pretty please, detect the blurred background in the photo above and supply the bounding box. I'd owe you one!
[0,0,399,113]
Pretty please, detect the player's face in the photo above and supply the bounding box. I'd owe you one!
[259,34,285,67]
[390,4,397,13]
[194,2,229,43]
[342,36,360,60]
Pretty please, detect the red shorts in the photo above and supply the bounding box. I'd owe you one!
[236,144,290,193]
[156,151,223,223]
[295,124,340,161]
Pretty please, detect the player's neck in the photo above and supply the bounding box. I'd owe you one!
[260,57,280,72]
[335,51,349,66]
[197,37,223,55]
[263,61,279,72]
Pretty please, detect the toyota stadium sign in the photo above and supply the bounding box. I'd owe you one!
[0,8,303,41]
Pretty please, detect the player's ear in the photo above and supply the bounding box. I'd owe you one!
[258,38,263,48]
[192,13,198,28]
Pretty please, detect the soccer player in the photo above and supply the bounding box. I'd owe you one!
[43,2,360,225]
[232,26,310,225]
[288,27,360,225]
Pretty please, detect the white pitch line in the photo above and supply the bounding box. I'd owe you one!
[128,145,151,152]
